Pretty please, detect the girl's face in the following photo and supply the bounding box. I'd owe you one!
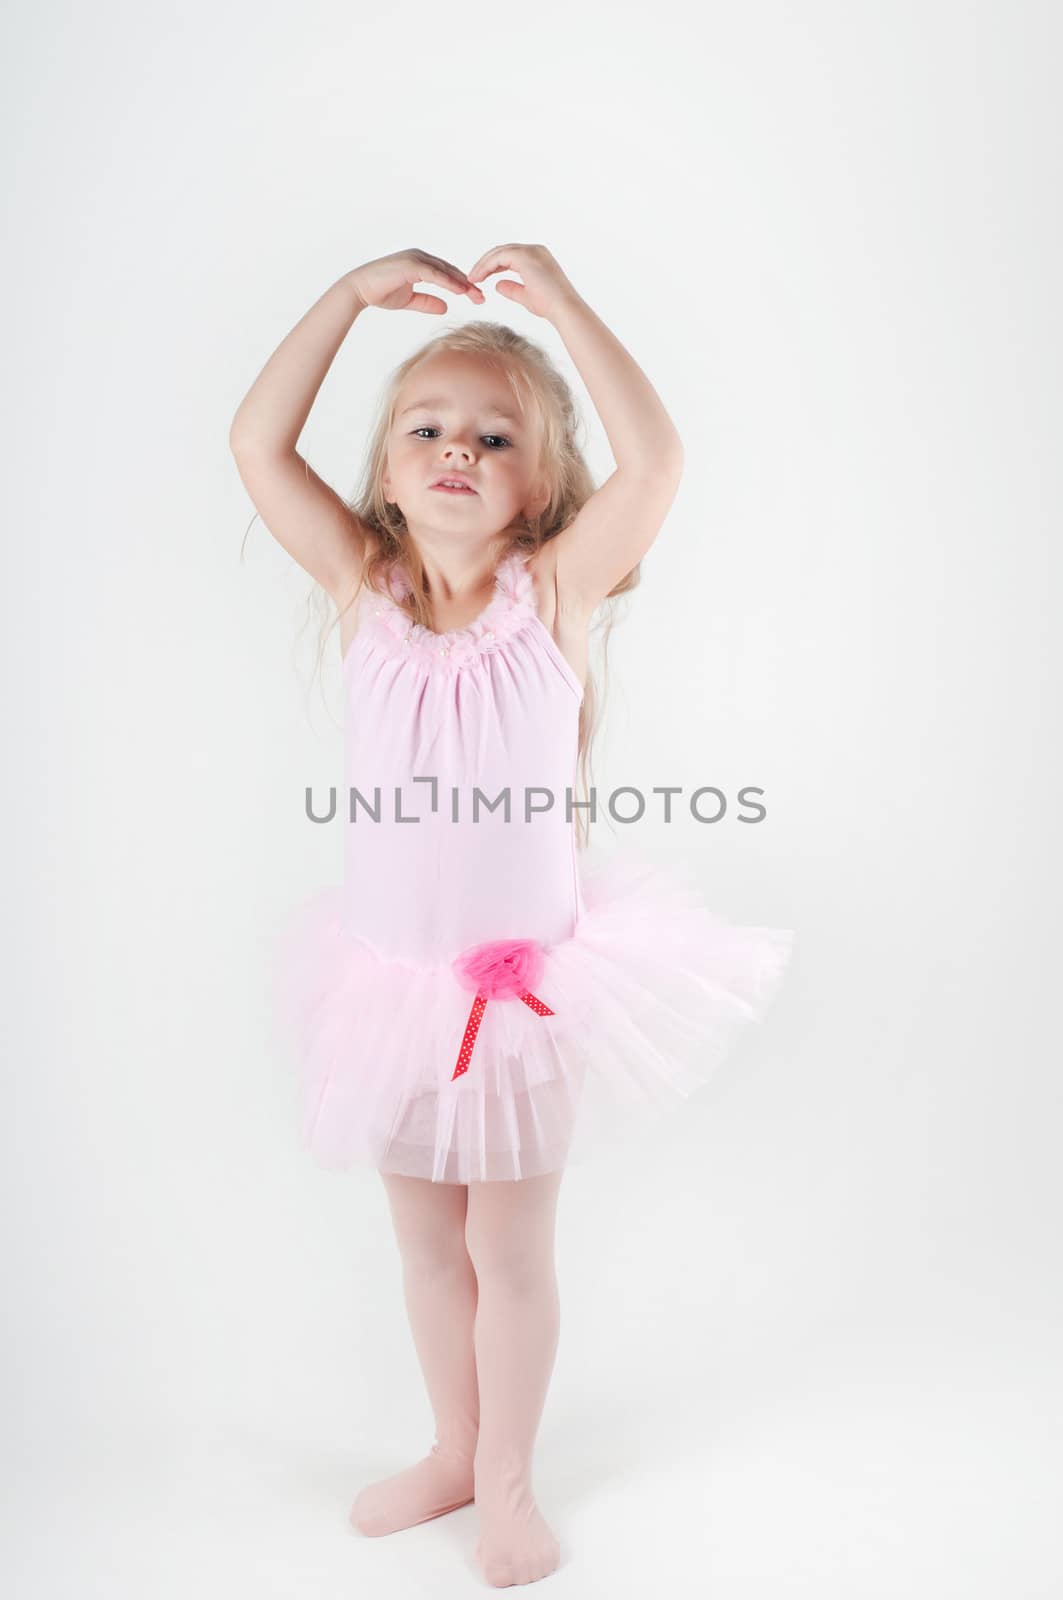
[383,353,545,543]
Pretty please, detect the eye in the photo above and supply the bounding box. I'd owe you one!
[411,427,512,449]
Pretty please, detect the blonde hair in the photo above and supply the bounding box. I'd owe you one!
[257,321,640,850]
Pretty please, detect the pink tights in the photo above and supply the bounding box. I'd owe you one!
[349,1167,565,1587]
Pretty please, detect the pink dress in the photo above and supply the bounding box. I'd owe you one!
[273,548,794,1182]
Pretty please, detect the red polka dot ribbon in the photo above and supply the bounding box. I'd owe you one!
[450,937,555,1080]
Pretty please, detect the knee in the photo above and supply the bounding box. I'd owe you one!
[464,1226,553,1293]
[399,1225,473,1279]
[388,1206,472,1277]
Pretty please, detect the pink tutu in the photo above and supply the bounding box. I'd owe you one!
[270,849,794,1183]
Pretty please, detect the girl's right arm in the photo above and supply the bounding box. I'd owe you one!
[229,271,374,606]
[229,253,482,606]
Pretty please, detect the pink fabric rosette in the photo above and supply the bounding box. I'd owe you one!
[450,937,556,1080]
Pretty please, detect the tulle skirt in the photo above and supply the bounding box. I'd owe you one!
[269,850,795,1183]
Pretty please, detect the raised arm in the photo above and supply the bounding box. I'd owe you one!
[230,252,483,604]
[228,271,374,605]
[546,288,685,606]
[466,244,685,612]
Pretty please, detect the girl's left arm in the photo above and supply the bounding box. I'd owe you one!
[467,244,686,609]
[551,291,685,475]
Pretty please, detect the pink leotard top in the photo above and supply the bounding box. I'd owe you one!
[339,548,587,969]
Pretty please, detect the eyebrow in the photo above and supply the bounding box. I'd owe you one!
[398,395,524,428]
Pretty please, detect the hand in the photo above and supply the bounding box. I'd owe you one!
[348,249,486,314]
[465,243,581,321]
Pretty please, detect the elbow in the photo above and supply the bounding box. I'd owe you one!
[647,432,684,480]
[228,404,266,455]
[663,434,685,475]
[229,423,266,458]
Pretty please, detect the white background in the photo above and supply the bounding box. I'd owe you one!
[5,1,1060,1594]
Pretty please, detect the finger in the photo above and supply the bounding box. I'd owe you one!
[407,292,448,315]
[467,246,520,282]
[413,272,473,305]
[429,267,483,302]
[424,255,478,297]
[467,248,512,283]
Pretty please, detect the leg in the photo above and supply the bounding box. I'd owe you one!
[349,1172,481,1537]
[465,1168,565,1587]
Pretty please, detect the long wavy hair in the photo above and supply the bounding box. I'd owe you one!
[249,321,640,850]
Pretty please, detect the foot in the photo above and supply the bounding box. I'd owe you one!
[474,1494,561,1587]
[349,1445,475,1537]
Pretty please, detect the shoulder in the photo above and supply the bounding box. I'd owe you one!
[523,540,559,631]
[341,528,407,606]
[524,536,605,628]
[334,530,400,659]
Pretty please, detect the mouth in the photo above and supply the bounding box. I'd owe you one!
[430,477,477,494]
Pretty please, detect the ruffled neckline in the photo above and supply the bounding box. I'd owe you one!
[356,549,537,670]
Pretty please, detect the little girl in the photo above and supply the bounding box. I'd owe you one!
[230,243,794,1588]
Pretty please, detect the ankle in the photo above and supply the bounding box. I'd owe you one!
[473,1450,535,1501]
[431,1439,478,1471]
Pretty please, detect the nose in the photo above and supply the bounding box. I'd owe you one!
[441,439,474,462]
